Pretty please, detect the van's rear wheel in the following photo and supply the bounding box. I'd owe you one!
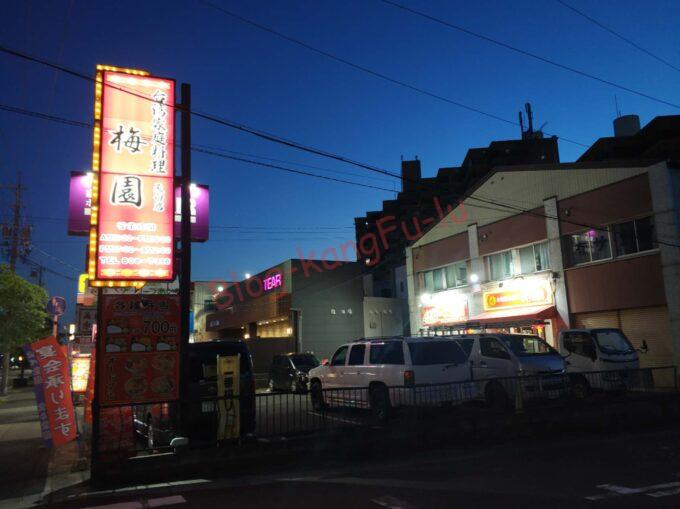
[310,380,326,411]
[570,375,591,400]
[370,385,391,423]
[485,382,509,411]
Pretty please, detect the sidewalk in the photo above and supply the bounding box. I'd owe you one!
[0,372,88,509]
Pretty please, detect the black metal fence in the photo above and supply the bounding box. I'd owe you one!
[115,366,677,454]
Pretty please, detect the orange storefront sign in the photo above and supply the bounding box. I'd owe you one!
[88,66,175,285]
[483,280,552,311]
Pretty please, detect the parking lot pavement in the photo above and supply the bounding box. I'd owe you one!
[255,391,370,437]
[40,427,680,509]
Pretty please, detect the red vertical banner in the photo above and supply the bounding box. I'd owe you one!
[23,336,77,447]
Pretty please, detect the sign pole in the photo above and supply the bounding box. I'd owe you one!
[179,83,191,436]
[91,287,103,480]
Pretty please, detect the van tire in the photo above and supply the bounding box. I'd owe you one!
[370,385,391,423]
[570,375,591,400]
[310,380,326,411]
[485,382,509,411]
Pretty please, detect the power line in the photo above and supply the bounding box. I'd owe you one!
[0,44,402,179]
[197,0,588,148]
[0,102,396,194]
[378,0,680,110]
[3,92,678,249]
[556,0,680,73]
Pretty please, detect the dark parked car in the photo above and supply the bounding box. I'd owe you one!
[133,339,256,449]
[268,352,320,393]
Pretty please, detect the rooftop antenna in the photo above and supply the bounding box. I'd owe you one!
[614,95,621,118]
[518,111,525,137]
[525,103,534,133]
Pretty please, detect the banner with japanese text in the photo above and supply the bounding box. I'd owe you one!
[23,336,77,447]
[89,67,176,283]
[99,294,180,406]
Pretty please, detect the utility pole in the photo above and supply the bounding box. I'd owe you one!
[9,176,21,272]
[179,83,192,437]
[1,174,27,273]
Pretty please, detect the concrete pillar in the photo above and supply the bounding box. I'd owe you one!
[467,224,485,318]
[648,162,680,368]
[544,197,570,332]
[405,246,420,335]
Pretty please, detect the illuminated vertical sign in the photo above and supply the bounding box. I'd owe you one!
[88,65,175,286]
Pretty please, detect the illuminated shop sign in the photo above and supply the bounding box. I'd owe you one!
[483,279,552,311]
[87,65,175,286]
[420,290,469,327]
[69,173,209,242]
[263,273,283,292]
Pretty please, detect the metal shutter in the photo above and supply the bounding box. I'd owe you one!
[574,311,619,330]
[620,307,674,386]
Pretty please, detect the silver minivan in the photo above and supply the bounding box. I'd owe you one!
[454,333,567,408]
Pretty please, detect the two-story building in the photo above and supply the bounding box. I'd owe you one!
[406,115,680,384]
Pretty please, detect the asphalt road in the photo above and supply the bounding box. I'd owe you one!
[46,427,680,509]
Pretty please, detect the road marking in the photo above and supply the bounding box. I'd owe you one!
[372,495,418,509]
[286,476,456,492]
[84,495,186,509]
[147,495,187,507]
[586,481,680,500]
[308,412,363,426]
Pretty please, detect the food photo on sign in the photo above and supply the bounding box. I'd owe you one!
[99,294,180,406]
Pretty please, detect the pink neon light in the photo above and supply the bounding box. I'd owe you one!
[263,273,282,292]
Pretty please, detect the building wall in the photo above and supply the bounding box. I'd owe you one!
[412,232,469,272]
[478,207,546,256]
[363,297,405,339]
[565,253,666,314]
[559,174,652,235]
[292,262,365,360]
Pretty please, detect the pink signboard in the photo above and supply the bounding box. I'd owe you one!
[68,173,209,242]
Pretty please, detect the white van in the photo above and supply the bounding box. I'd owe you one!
[307,337,477,421]
[556,328,647,397]
[454,333,567,408]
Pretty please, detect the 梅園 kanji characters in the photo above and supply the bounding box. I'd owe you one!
[110,176,143,208]
[108,124,148,154]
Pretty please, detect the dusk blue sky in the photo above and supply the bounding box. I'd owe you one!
[1,0,679,324]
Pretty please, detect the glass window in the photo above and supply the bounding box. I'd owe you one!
[455,337,475,357]
[614,217,657,255]
[445,261,467,288]
[535,242,550,271]
[330,346,348,366]
[562,332,596,359]
[423,271,434,293]
[613,221,637,256]
[635,217,656,252]
[501,335,557,356]
[519,245,535,274]
[203,299,217,313]
[480,338,511,359]
[347,345,366,366]
[593,329,634,354]
[369,342,405,365]
[488,251,514,280]
[291,354,319,369]
[565,229,611,266]
[408,341,467,365]
[433,268,446,291]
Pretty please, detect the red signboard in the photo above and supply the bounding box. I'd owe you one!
[88,66,175,285]
[99,294,180,406]
[84,348,95,424]
[23,336,77,447]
